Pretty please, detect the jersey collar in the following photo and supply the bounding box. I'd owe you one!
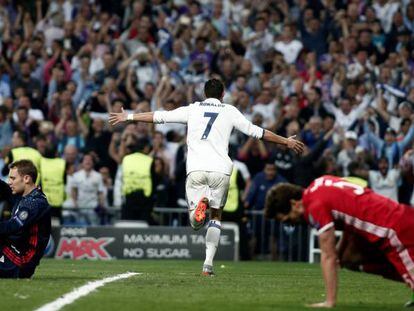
[23,187,38,198]
[204,98,223,105]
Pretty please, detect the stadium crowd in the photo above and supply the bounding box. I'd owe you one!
[0,0,414,257]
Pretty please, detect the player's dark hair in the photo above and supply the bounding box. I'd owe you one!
[204,79,224,100]
[264,183,303,219]
[9,159,37,182]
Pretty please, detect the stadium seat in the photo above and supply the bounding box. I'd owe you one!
[308,228,342,263]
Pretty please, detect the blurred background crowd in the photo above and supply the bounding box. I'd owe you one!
[0,0,414,259]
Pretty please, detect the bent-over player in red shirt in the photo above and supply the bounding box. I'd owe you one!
[265,175,414,308]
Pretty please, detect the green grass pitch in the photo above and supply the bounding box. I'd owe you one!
[0,259,410,310]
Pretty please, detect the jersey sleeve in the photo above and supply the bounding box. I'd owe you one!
[231,106,264,139]
[306,201,334,235]
[153,106,189,124]
[0,196,47,235]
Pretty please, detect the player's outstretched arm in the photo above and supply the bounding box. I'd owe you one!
[308,227,337,308]
[262,130,305,154]
[108,108,154,125]
[109,106,189,126]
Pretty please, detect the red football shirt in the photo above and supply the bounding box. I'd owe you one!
[302,175,405,243]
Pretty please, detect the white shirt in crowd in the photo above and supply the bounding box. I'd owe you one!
[71,169,106,209]
[369,169,400,202]
[346,59,374,80]
[131,60,159,93]
[324,95,372,130]
[13,109,44,122]
[252,101,278,128]
[244,30,274,73]
[373,1,400,33]
[36,22,64,48]
[62,174,75,208]
[153,98,265,175]
[274,39,303,64]
[389,115,403,132]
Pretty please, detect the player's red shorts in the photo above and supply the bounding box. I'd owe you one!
[339,205,414,289]
[382,205,414,289]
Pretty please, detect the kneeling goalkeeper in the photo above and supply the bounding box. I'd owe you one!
[0,160,51,278]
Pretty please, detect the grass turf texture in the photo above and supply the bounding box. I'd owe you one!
[0,259,409,311]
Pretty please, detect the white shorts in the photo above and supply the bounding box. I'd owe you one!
[186,171,230,210]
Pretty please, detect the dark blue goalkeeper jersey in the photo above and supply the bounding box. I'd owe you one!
[0,180,51,268]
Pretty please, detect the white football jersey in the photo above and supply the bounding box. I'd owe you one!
[153,98,264,175]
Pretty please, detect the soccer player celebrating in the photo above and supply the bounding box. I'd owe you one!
[265,175,414,308]
[109,79,304,275]
[0,160,51,278]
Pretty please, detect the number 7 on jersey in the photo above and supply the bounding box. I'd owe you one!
[201,112,218,140]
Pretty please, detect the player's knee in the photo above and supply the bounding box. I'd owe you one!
[18,267,35,279]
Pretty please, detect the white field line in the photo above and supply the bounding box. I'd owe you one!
[34,272,140,311]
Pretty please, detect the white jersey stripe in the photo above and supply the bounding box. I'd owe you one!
[317,222,334,235]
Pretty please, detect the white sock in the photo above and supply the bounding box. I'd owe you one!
[204,220,221,267]
[189,209,204,230]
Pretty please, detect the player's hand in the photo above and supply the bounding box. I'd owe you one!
[109,107,128,126]
[306,301,335,308]
[287,135,305,154]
